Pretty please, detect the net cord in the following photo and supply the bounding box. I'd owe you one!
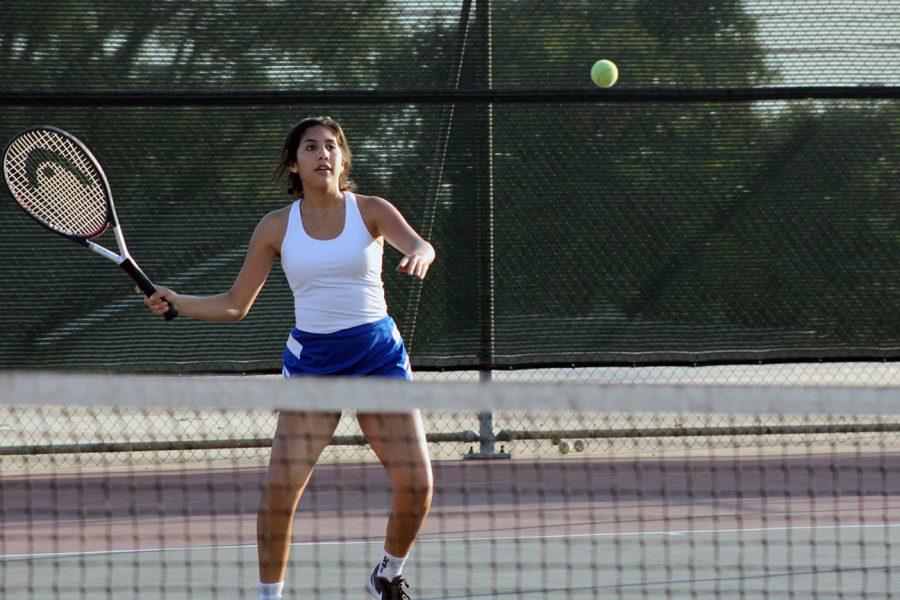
[2,371,897,415]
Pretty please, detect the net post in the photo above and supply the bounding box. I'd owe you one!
[465,371,511,460]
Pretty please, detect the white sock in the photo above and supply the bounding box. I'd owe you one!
[258,581,284,599]
[375,548,408,581]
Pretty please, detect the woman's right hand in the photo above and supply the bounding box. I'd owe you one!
[137,286,181,317]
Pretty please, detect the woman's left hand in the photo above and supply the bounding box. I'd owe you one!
[397,252,433,280]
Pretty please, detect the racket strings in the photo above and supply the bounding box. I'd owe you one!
[4,130,108,238]
[16,131,108,233]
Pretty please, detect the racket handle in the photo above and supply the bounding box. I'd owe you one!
[120,258,180,321]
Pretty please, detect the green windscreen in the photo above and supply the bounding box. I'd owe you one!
[1,1,897,372]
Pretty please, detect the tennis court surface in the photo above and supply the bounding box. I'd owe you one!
[2,370,897,599]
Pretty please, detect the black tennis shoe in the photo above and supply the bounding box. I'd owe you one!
[365,565,411,599]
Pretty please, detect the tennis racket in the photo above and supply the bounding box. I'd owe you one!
[3,125,178,320]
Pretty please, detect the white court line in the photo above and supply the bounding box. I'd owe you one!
[3,521,898,562]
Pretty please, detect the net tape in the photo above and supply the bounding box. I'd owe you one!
[4,371,898,414]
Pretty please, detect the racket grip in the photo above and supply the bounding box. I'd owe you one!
[120,258,180,321]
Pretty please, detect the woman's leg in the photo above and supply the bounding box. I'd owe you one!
[357,410,433,557]
[257,410,342,583]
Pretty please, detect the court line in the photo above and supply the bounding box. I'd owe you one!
[3,521,897,562]
[425,563,900,599]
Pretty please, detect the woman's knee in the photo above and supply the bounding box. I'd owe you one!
[393,466,434,504]
[260,473,305,509]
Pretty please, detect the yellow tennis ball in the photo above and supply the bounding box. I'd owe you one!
[558,441,573,454]
[591,59,619,88]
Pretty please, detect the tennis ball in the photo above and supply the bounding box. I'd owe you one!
[558,441,573,454]
[591,59,619,88]
[573,439,586,452]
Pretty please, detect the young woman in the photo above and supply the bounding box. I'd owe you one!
[141,116,435,600]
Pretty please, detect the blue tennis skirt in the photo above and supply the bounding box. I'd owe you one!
[282,316,412,380]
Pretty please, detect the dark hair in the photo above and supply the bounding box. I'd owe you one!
[275,116,356,198]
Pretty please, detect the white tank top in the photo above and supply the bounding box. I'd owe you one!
[280,191,388,333]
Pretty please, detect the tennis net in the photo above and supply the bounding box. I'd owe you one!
[2,371,898,599]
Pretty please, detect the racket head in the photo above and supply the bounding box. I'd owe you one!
[3,125,113,241]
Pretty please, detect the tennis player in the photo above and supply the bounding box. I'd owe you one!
[141,116,435,600]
